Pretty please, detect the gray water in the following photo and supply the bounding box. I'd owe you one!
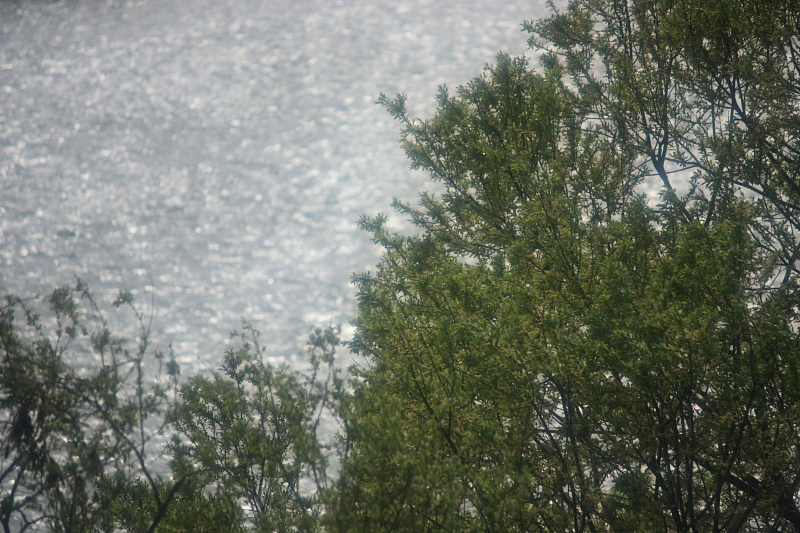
[0,0,550,373]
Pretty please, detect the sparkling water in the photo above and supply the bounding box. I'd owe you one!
[0,0,550,373]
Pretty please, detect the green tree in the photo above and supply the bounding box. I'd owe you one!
[107,474,246,533]
[168,324,346,533]
[327,2,800,530]
[0,281,185,533]
[1,282,346,533]
[527,0,800,282]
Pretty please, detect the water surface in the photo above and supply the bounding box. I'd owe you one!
[0,0,550,371]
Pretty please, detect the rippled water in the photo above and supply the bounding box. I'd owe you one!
[0,0,550,372]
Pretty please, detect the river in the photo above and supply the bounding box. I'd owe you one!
[0,0,550,373]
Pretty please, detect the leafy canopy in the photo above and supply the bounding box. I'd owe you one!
[328,1,800,532]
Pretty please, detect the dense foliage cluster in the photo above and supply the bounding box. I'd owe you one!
[337,0,800,530]
[3,0,800,531]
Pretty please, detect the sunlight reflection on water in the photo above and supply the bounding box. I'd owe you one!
[0,0,550,373]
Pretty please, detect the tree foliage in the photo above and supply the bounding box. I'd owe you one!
[328,1,800,532]
[0,284,344,533]
[0,280,182,533]
[169,324,345,533]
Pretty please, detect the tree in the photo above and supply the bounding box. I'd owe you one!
[327,2,800,531]
[168,323,346,533]
[0,280,184,533]
[0,282,345,533]
[527,0,800,284]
